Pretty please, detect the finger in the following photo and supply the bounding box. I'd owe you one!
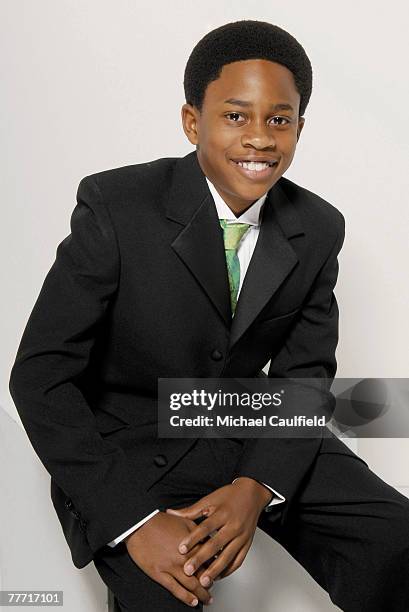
[196,556,215,572]
[166,502,213,521]
[159,572,201,608]
[196,563,212,580]
[175,568,213,606]
[178,513,222,554]
[216,542,251,581]
[183,527,231,577]
[195,551,222,586]
[215,551,246,580]
[183,541,215,574]
[197,538,243,586]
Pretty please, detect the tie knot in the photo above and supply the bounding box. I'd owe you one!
[219,220,251,251]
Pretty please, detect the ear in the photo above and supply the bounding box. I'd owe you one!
[181,103,200,146]
[296,117,305,142]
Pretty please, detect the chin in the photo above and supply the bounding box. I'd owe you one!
[236,184,269,200]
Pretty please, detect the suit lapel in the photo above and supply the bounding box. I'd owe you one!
[166,150,232,327]
[165,150,304,348]
[229,181,303,347]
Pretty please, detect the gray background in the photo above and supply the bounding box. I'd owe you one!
[2,1,408,610]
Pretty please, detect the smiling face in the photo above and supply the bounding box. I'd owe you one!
[182,59,305,214]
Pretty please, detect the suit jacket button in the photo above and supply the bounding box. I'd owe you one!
[154,454,168,467]
[211,349,223,361]
[64,499,73,510]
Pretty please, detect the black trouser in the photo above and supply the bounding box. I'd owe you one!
[93,437,409,611]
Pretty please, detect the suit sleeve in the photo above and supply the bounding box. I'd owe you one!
[9,176,158,556]
[232,212,345,508]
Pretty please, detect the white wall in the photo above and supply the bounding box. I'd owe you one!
[2,1,408,610]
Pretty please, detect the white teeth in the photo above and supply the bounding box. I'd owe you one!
[236,161,274,171]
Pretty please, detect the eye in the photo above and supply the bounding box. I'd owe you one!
[225,112,243,122]
[270,116,291,126]
[225,113,292,126]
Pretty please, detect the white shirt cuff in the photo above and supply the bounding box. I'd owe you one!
[232,478,286,511]
[107,509,160,547]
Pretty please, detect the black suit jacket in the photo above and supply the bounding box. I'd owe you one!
[9,150,347,568]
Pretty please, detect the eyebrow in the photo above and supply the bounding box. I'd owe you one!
[223,98,295,112]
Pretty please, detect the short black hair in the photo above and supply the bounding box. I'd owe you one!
[184,20,313,117]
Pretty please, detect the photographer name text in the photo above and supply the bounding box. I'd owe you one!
[169,415,326,428]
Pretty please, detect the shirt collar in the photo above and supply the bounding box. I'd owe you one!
[205,176,268,226]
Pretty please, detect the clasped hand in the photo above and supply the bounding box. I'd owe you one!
[166,477,272,588]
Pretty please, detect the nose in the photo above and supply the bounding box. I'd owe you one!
[241,118,276,150]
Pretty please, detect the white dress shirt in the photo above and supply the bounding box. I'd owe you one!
[107,175,285,548]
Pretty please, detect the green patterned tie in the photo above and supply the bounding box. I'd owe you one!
[219,220,251,315]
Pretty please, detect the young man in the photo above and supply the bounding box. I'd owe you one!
[9,20,409,612]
